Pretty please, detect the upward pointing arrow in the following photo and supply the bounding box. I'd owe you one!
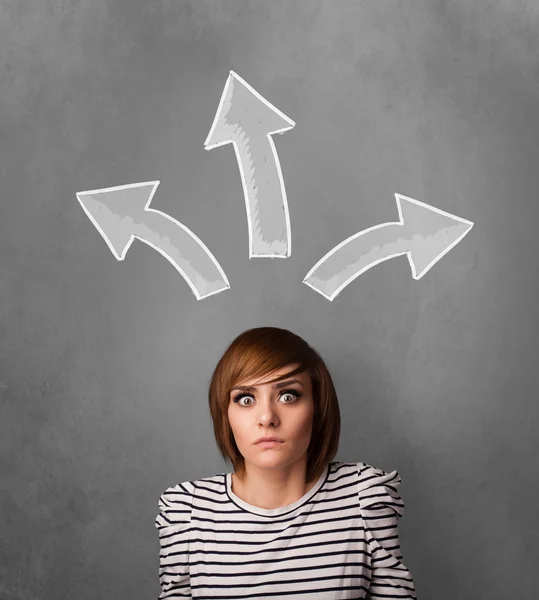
[76,181,230,301]
[204,70,295,259]
[303,193,474,301]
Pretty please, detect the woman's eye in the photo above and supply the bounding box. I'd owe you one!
[235,390,299,406]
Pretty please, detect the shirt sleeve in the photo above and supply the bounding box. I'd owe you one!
[154,482,194,599]
[357,463,417,599]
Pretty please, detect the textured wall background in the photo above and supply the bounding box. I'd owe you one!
[1,1,538,598]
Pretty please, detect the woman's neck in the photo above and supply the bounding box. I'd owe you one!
[231,469,318,510]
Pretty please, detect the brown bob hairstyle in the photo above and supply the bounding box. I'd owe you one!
[208,326,341,484]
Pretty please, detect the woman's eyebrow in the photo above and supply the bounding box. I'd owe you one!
[230,378,304,393]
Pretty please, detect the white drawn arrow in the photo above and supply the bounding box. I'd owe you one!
[76,181,230,300]
[303,193,474,301]
[204,70,295,258]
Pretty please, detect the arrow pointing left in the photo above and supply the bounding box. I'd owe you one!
[76,181,230,300]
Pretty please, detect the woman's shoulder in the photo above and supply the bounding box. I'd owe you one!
[332,459,400,482]
[157,471,224,512]
[159,480,196,503]
[155,479,197,529]
[351,460,405,516]
[331,460,404,510]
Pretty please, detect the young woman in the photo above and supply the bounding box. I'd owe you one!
[155,326,417,599]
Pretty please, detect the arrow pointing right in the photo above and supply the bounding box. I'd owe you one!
[303,193,474,301]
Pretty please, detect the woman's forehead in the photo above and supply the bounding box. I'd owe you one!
[234,364,306,388]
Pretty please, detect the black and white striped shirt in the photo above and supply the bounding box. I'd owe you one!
[155,461,417,599]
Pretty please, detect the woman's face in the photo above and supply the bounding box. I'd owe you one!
[227,364,315,475]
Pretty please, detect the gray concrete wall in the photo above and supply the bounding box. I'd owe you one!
[1,2,537,598]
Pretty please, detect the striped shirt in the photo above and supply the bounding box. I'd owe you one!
[155,461,417,599]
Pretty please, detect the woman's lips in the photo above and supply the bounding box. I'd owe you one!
[256,440,284,448]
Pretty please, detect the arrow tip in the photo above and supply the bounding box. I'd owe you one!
[396,193,474,278]
[204,71,295,149]
[77,182,159,259]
